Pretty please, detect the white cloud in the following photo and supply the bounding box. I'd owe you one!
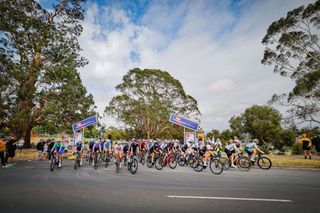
[78,0,314,131]
[208,79,236,93]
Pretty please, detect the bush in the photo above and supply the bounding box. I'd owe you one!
[291,142,303,155]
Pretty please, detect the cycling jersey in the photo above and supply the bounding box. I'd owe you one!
[53,141,63,148]
[225,143,237,151]
[75,143,84,152]
[104,140,111,150]
[92,143,101,152]
[123,144,129,153]
[130,142,139,155]
[88,141,94,150]
[245,142,257,149]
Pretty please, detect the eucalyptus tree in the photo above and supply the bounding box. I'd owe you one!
[105,68,201,139]
[0,0,95,146]
[261,0,320,125]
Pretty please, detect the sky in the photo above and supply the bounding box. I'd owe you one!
[42,0,314,132]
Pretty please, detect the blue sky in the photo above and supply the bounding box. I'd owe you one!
[40,0,315,131]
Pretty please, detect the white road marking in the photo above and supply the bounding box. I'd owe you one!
[166,195,293,203]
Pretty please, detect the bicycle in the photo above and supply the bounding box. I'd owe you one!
[50,151,60,172]
[74,151,81,170]
[128,154,138,174]
[155,151,177,170]
[146,150,162,168]
[92,151,99,169]
[193,152,224,175]
[224,152,251,171]
[139,149,146,165]
[250,153,272,169]
[115,154,122,173]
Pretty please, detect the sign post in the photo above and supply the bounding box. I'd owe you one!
[72,115,98,149]
[169,114,200,144]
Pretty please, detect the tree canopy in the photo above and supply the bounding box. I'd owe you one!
[261,0,320,125]
[105,68,201,139]
[229,105,282,144]
[0,0,95,146]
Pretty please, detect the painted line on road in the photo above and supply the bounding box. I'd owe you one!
[166,195,294,203]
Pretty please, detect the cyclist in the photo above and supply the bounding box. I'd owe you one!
[150,141,161,163]
[123,142,129,158]
[51,140,64,168]
[87,139,95,158]
[74,141,85,166]
[92,140,101,166]
[114,141,124,167]
[129,140,140,161]
[103,138,112,161]
[244,139,264,162]
[224,139,241,168]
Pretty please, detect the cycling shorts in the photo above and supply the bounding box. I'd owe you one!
[55,147,65,155]
[244,147,253,155]
[302,141,311,150]
[224,148,235,158]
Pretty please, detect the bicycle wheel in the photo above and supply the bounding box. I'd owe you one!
[130,159,138,174]
[178,155,186,166]
[257,157,272,170]
[94,158,98,169]
[147,156,153,168]
[155,157,164,170]
[194,159,204,172]
[74,156,78,170]
[219,157,230,170]
[169,158,177,169]
[50,156,55,172]
[209,159,223,175]
[237,157,251,171]
[105,156,109,168]
[141,155,145,165]
[189,157,198,169]
[116,157,120,173]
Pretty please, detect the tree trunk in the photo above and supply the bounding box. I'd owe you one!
[24,125,32,148]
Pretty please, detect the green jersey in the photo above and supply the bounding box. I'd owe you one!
[53,141,63,148]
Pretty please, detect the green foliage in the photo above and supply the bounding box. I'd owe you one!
[229,105,283,145]
[261,0,320,124]
[0,0,95,145]
[105,68,201,139]
[292,142,304,155]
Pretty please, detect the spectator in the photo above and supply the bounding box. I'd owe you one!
[299,134,312,159]
[0,137,6,168]
[5,136,17,164]
[47,139,55,160]
[43,142,48,159]
[36,139,44,160]
[17,137,25,154]
[312,134,320,156]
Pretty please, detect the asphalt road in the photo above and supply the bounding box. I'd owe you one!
[0,159,319,213]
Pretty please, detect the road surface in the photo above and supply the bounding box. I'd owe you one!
[0,159,319,213]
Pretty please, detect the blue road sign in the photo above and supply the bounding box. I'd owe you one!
[169,114,199,131]
[72,116,97,132]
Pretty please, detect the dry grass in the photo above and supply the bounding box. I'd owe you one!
[267,154,320,168]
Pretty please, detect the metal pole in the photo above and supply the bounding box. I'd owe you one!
[184,127,185,144]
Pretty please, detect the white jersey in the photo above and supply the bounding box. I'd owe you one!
[246,142,257,149]
[225,143,237,151]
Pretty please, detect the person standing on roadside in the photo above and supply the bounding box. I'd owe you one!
[0,137,6,168]
[47,139,55,160]
[300,134,312,159]
[312,134,320,156]
[17,137,25,154]
[5,136,17,164]
[36,139,44,160]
